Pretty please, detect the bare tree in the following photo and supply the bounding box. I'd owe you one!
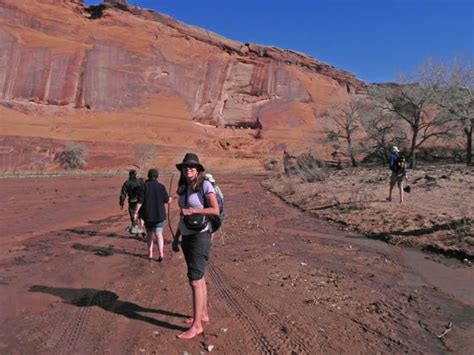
[134,144,156,173]
[359,100,407,166]
[321,95,365,167]
[57,143,88,170]
[417,57,474,165]
[369,79,454,168]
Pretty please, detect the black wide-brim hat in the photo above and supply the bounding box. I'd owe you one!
[176,152,205,172]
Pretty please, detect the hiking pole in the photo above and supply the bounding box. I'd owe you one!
[167,173,175,238]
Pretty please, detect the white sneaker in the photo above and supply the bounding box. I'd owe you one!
[129,225,140,234]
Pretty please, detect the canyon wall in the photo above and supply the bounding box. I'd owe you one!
[0,0,366,171]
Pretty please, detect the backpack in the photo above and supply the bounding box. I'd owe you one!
[127,178,143,203]
[393,158,406,177]
[202,184,225,233]
[388,152,399,172]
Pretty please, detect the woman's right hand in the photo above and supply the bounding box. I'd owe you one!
[172,240,180,252]
[181,208,194,216]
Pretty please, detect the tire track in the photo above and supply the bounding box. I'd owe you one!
[208,262,276,353]
[208,262,314,354]
[231,283,314,353]
[50,231,134,354]
[60,305,92,354]
[22,223,127,353]
[37,306,92,354]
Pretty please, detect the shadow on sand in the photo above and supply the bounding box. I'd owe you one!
[29,285,188,331]
[71,243,146,258]
[71,242,172,259]
[64,227,147,241]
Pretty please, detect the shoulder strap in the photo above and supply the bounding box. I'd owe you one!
[185,185,189,207]
[201,185,208,208]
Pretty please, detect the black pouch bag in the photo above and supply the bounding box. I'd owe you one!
[183,214,208,230]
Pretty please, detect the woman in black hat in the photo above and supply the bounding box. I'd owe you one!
[173,153,219,339]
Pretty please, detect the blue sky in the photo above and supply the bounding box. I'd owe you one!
[85,0,473,83]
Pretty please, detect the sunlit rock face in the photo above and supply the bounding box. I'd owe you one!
[0,0,366,171]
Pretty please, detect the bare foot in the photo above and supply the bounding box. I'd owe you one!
[184,317,209,324]
[177,326,203,339]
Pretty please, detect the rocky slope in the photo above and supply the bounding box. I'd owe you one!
[0,0,366,172]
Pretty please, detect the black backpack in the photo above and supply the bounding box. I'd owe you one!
[127,178,143,203]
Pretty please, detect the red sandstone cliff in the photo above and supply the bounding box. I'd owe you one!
[0,0,366,171]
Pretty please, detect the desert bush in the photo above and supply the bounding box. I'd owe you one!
[284,151,329,182]
[447,217,473,238]
[416,145,466,164]
[264,156,280,171]
[57,143,88,170]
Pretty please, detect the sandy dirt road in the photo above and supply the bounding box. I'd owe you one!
[0,174,473,354]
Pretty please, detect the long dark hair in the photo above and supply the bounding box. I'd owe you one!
[177,171,206,195]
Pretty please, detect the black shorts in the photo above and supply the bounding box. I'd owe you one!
[181,231,211,281]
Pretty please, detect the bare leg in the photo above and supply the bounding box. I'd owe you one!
[387,183,394,201]
[399,183,404,203]
[157,232,164,259]
[202,277,209,320]
[178,279,205,339]
[147,231,155,259]
[140,219,146,237]
[184,277,209,324]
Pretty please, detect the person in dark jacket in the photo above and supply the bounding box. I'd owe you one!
[119,169,145,235]
[133,169,171,261]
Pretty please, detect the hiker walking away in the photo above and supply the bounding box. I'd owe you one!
[119,169,145,236]
[133,168,171,261]
[386,146,400,202]
[387,155,408,203]
[172,153,219,340]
